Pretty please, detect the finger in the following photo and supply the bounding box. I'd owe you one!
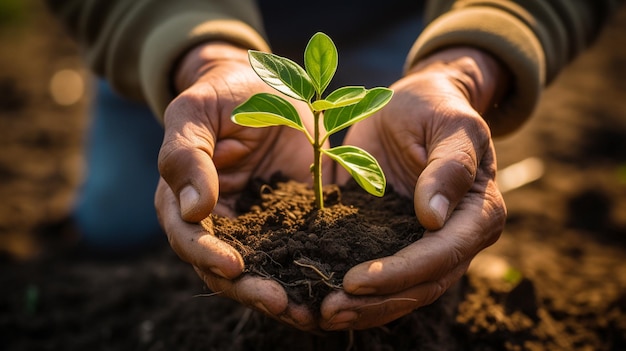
[342,177,504,296]
[414,115,491,230]
[159,101,219,222]
[320,262,468,330]
[194,268,318,331]
[155,178,243,279]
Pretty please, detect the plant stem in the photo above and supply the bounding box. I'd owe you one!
[312,108,324,209]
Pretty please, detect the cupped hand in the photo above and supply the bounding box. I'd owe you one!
[155,42,329,331]
[320,47,509,330]
[155,178,317,330]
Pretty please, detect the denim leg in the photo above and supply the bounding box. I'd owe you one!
[74,80,164,252]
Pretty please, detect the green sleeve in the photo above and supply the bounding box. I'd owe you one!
[411,0,624,136]
[45,0,271,120]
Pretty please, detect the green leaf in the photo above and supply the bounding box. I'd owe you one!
[232,93,306,132]
[324,87,393,136]
[311,86,366,111]
[323,145,386,197]
[248,50,315,102]
[304,32,338,95]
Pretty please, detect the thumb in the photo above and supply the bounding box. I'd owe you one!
[414,120,489,230]
[159,146,219,222]
[414,153,472,230]
[158,105,219,223]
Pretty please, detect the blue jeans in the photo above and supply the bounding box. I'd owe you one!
[77,13,423,252]
[75,80,164,252]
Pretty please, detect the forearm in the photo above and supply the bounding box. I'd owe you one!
[174,41,251,94]
[422,0,621,82]
[409,47,511,119]
[44,0,269,120]
[412,0,624,136]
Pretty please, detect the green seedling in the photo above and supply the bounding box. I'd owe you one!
[232,32,393,209]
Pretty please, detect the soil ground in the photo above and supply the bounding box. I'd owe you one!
[1,1,625,350]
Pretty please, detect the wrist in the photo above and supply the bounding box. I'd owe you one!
[409,47,511,115]
[174,41,251,92]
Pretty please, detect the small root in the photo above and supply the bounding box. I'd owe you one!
[293,256,342,290]
[219,233,254,257]
[293,257,333,281]
[232,308,253,337]
[192,291,223,298]
[248,266,273,279]
[254,250,283,268]
[346,329,354,351]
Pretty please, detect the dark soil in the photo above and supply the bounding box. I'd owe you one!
[1,1,626,351]
[207,177,424,307]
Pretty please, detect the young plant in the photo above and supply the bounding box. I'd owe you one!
[232,32,393,209]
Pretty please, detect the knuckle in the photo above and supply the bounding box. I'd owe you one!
[451,150,477,180]
[157,139,180,174]
[157,139,197,181]
[448,244,467,273]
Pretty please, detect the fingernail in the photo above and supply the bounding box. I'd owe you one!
[180,185,199,216]
[429,193,449,224]
[330,310,358,324]
[351,286,376,295]
[209,266,226,278]
[326,310,358,330]
[327,322,353,331]
[278,314,297,326]
[254,302,272,315]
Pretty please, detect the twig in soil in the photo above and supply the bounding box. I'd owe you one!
[253,249,284,268]
[293,257,342,290]
[260,274,324,298]
[249,265,319,296]
[293,257,334,280]
[248,266,274,279]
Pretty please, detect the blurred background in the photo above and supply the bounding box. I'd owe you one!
[0,0,90,260]
[0,1,625,350]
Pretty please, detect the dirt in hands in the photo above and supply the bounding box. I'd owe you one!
[207,176,424,307]
[2,2,626,351]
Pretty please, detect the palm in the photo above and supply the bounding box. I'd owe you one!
[160,59,319,217]
[157,56,325,331]
[343,69,489,201]
[321,58,505,330]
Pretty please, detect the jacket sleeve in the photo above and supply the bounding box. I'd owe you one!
[45,0,271,120]
[409,0,624,136]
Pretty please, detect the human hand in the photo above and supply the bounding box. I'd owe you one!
[320,47,509,330]
[155,178,317,330]
[156,41,329,331]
